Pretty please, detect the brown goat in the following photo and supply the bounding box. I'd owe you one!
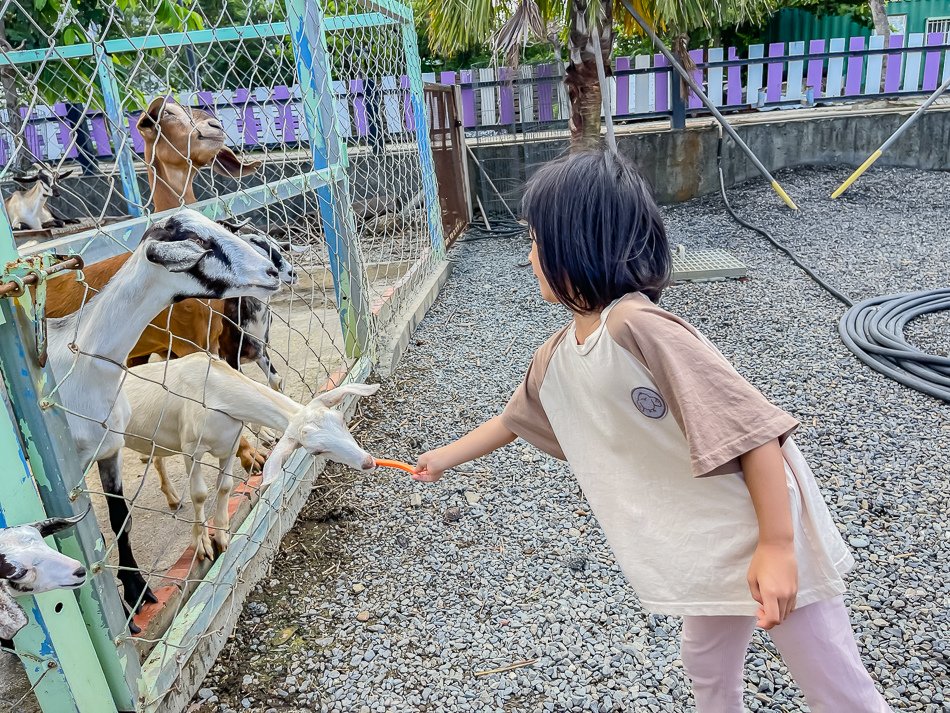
[45,96,265,472]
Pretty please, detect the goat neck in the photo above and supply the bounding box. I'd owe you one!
[70,251,181,364]
[145,156,199,212]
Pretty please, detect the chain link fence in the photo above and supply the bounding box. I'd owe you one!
[0,1,446,711]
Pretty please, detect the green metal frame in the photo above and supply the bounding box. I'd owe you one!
[0,1,447,710]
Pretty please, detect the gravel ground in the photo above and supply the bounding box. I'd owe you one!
[194,165,949,713]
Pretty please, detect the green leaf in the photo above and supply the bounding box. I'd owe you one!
[34,0,47,13]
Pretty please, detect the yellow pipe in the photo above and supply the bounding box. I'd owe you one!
[770,180,799,211]
[831,149,883,199]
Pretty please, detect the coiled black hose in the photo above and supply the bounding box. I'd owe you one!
[716,130,950,402]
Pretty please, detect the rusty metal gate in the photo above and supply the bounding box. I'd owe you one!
[425,83,470,246]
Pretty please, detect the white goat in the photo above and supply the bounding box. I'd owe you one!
[47,208,280,616]
[0,510,89,640]
[123,353,378,560]
[5,163,75,231]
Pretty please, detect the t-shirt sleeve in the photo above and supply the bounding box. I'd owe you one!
[608,303,799,477]
[500,333,567,461]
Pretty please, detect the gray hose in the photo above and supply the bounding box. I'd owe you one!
[716,130,950,402]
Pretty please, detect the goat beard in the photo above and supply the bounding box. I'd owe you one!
[0,584,27,639]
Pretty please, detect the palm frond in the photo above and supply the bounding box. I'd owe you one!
[492,0,548,67]
[423,0,497,56]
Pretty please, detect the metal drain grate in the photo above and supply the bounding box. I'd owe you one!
[671,248,747,282]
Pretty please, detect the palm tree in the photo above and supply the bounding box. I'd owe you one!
[422,0,772,149]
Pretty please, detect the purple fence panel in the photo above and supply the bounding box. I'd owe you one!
[195,91,215,111]
[726,47,743,105]
[806,39,825,98]
[88,115,111,157]
[439,71,457,88]
[271,86,299,143]
[459,69,476,127]
[128,114,145,154]
[766,42,784,102]
[844,36,865,95]
[21,109,43,160]
[401,75,414,132]
[688,49,704,108]
[498,67,516,124]
[536,64,556,122]
[53,103,78,159]
[922,32,943,90]
[654,54,669,112]
[884,34,905,92]
[232,89,261,147]
[615,57,630,115]
[350,79,368,137]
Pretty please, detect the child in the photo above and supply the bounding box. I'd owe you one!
[413,150,893,712]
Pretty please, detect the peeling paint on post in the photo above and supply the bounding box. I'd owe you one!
[285,0,371,358]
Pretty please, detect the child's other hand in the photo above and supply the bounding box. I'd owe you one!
[747,542,798,630]
[413,449,449,482]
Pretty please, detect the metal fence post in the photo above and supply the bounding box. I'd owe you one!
[0,217,132,712]
[95,46,143,218]
[399,10,446,260]
[285,0,371,359]
[670,78,686,129]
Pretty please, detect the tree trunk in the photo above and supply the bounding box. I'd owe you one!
[869,0,890,39]
[564,0,613,150]
[0,19,31,172]
[868,0,889,91]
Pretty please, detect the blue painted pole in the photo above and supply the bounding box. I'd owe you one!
[285,0,370,358]
[95,47,143,217]
[399,12,446,260]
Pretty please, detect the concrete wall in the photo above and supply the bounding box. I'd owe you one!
[468,108,950,213]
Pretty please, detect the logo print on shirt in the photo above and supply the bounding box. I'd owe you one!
[631,387,667,419]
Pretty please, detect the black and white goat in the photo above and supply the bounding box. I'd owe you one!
[216,218,303,391]
[0,510,88,640]
[4,163,76,231]
[47,208,280,616]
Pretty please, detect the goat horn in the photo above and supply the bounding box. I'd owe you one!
[218,217,252,230]
[28,504,92,537]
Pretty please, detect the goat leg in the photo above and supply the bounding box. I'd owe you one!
[98,454,157,616]
[154,457,181,510]
[211,453,236,554]
[258,349,284,392]
[237,436,267,474]
[185,454,216,562]
[41,219,65,229]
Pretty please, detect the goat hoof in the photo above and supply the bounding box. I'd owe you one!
[119,571,157,612]
[195,532,216,562]
[212,530,230,554]
[128,618,141,635]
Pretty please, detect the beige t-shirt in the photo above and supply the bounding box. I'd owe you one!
[502,293,854,616]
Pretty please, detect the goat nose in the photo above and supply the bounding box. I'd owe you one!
[73,566,86,579]
[266,266,279,279]
[361,455,376,471]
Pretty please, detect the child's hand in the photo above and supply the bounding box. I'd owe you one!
[747,542,798,630]
[413,449,450,482]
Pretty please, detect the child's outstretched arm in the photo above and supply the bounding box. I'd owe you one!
[414,416,516,482]
[741,438,798,631]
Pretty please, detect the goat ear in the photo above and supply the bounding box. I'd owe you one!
[144,238,210,273]
[273,239,307,254]
[261,435,300,487]
[0,554,26,582]
[136,96,169,134]
[57,169,75,181]
[0,587,28,640]
[316,383,380,408]
[29,504,91,538]
[212,147,262,178]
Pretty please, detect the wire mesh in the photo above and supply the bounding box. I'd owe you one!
[0,0,441,709]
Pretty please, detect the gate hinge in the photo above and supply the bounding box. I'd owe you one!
[1,254,84,367]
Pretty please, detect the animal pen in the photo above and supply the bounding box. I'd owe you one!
[0,0,451,711]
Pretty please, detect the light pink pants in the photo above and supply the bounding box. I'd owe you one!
[680,596,893,713]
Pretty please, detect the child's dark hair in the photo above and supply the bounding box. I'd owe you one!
[521,149,671,310]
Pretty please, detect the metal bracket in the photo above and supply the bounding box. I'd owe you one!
[1,253,83,365]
